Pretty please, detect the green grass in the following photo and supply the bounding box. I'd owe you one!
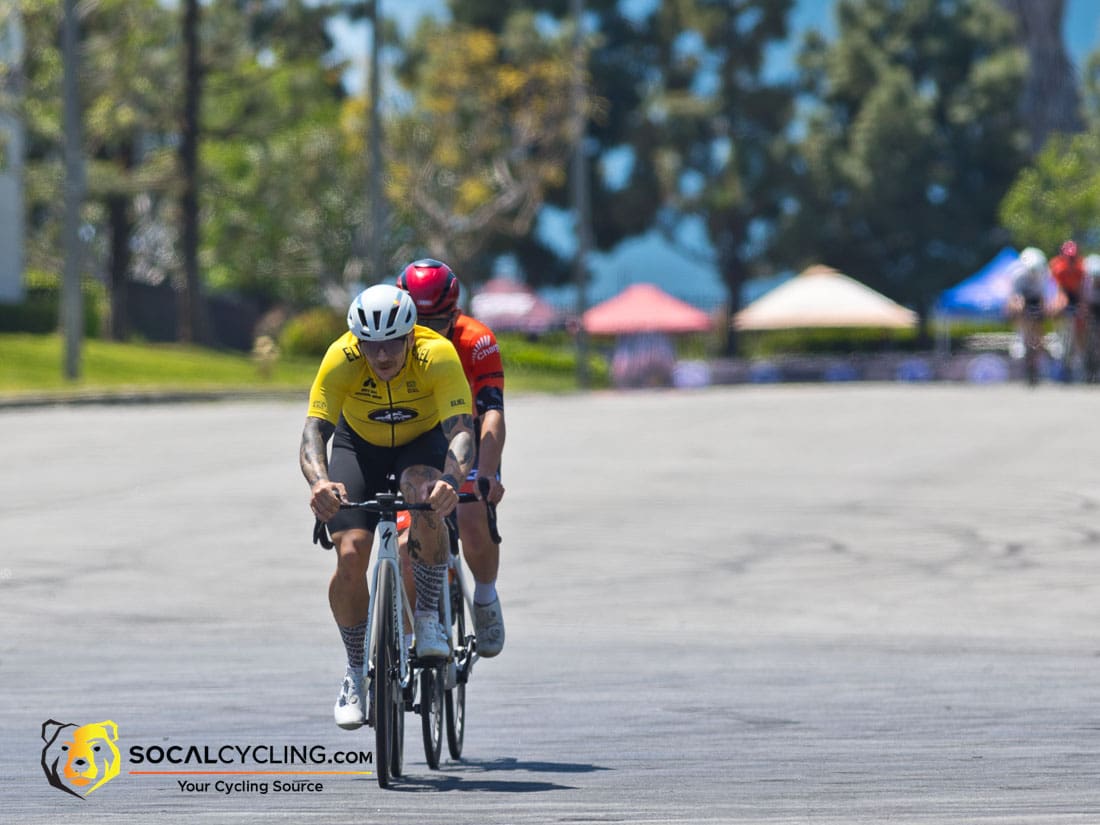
[0,333,318,394]
[0,333,594,396]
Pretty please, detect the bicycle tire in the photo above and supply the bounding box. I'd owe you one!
[420,667,444,769]
[445,577,467,759]
[373,565,402,788]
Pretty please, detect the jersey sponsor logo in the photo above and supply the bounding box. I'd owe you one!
[367,407,419,424]
[362,378,377,389]
[476,371,505,382]
[406,381,418,393]
[311,400,328,412]
[342,345,362,363]
[450,398,466,408]
[471,335,499,363]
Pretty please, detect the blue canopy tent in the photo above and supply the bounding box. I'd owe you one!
[934,246,1020,319]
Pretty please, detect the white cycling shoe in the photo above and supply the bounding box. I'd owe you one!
[333,674,366,730]
[414,614,449,661]
[474,597,505,658]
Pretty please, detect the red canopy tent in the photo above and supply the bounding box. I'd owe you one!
[582,283,712,335]
[469,278,562,334]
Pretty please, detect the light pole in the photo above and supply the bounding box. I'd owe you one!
[0,2,25,305]
[367,0,385,284]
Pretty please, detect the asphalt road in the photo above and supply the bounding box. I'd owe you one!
[4,385,1100,823]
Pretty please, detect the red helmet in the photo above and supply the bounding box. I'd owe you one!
[396,259,460,316]
[1061,240,1078,258]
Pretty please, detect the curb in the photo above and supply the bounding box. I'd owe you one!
[0,388,305,409]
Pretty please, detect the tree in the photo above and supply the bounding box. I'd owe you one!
[999,132,1100,253]
[383,13,591,279]
[199,0,358,307]
[21,0,178,340]
[638,0,797,354]
[446,0,669,287]
[1000,0,1082,153]
[782,0,1028,324]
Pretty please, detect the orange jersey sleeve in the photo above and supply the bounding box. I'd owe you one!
[450,315,504,417]
[1051,256,1085,296]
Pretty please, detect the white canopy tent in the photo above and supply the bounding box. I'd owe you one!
[734,265,918,330]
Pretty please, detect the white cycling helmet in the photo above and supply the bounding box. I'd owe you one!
[347,284,417,341]
[1019,246,1047,276]
[1085,253,1100,278]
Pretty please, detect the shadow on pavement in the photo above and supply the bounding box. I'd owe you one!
[390,757,611,793]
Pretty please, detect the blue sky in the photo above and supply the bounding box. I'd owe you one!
[330,1,1100,309]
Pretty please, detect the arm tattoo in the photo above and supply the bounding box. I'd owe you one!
[408,533,423,562]
[440,414,475,479]
[299,418,336,485]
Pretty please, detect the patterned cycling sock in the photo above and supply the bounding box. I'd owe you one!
[338,620,367,678]
[413,561,446,615]
[473,580,498,606]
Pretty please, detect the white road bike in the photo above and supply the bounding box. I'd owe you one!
[314,479,498,787]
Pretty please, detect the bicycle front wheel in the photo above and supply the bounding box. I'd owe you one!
[372,566,403,788]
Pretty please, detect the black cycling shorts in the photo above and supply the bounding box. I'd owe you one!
[326,418,448,534]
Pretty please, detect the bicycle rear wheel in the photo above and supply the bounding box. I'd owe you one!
[420,667,444,768]
[373,566,403,788]
[445,573,468,759]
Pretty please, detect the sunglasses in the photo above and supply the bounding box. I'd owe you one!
[357,337,408,357]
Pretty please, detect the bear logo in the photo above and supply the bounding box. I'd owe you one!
[41,719,121,798]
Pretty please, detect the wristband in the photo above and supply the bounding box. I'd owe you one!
[441,473,459,492]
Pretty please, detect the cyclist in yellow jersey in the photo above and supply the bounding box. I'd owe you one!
[299,284,475,730]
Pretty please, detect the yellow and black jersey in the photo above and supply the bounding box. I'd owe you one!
[307,327,472,446]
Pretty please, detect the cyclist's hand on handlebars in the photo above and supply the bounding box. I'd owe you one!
[477,475,505,505]
[310,480,346,522]
[427,479,459,516]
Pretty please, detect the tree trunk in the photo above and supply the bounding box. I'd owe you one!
[61,0,85,379]
[178,0,205,343]
[105,193,131,340]
[1000,0,1083,152]
[104,143,134,341]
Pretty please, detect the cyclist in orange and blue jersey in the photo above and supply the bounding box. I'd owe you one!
[397,259,508,658]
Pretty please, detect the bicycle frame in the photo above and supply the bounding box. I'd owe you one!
[363,502,414,695]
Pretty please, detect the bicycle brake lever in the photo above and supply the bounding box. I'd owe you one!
[313,518,333,550]
[475,477,502,544]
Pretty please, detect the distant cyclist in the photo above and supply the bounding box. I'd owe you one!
[299,284,475,729]
[1007,246,1050,385]
[1081,254,1100,381]
[397,259,508,658]
[1050,239,1086,373]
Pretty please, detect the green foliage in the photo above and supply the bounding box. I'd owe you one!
[201,0,359,304]
[385,14,589,276]
[999,132,1100,253]
[739,327,921,357]
[0,271,104,336]
[784,0,1029,315]
[619,0,797,356]
[277,307,345,358]
[496,333,610,387]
